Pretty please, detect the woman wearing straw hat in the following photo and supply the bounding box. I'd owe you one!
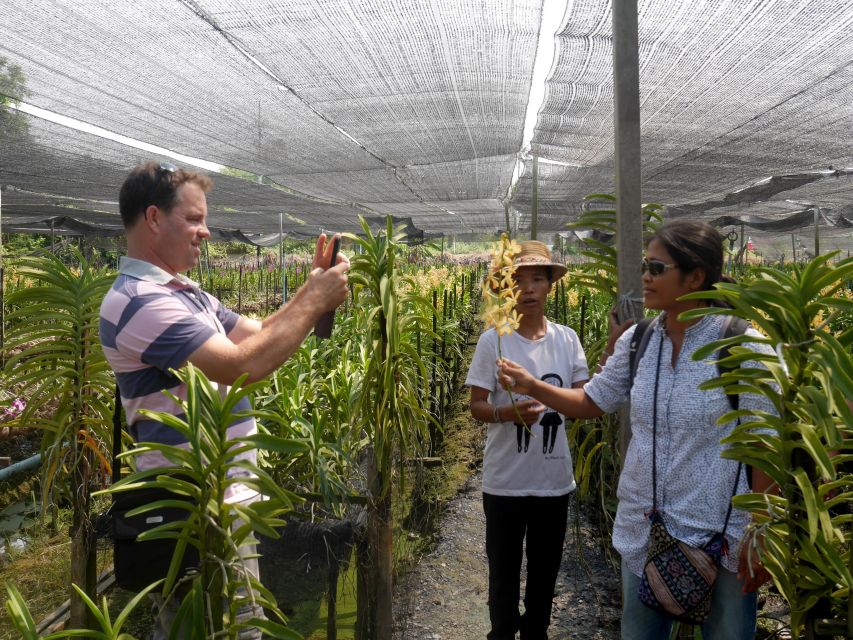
[466,240,591,640]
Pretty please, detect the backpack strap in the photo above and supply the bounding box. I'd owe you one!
[717,315,751,488]
[630,314,750,404]
[628,317,655,388]
[716,316,751,411]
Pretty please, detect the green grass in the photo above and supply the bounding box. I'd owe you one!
[0,498,113,639]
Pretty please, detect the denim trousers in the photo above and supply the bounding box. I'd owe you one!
[483,492,570,640]
[620,560,757,640]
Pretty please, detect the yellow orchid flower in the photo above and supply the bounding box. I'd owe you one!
[485,273,501,292]
[479,233,531,429]
[481,233,523,336]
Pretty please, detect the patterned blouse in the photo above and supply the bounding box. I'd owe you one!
[584,312,776,577]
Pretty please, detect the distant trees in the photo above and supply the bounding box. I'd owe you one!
[0,56,29,141]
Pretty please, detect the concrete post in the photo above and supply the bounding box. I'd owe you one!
[612,0,644,460]
[612,0,644,323]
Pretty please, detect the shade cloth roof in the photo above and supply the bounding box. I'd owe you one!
[0,0,851,251]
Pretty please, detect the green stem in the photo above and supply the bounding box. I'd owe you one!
[496,334,529,431]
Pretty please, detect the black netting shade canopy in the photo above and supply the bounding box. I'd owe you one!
[0,0,850,249]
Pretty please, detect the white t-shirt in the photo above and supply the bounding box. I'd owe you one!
[465,321,589,496]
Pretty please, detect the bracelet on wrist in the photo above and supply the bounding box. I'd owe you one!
[493,404,502,423]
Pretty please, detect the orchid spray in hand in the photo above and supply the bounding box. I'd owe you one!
[480,233,527,427]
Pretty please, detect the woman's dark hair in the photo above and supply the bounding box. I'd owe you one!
[648,220,731,301]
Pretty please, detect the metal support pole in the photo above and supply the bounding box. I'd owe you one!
[739,223,745,268]
[813,205,820,257]
[531,155,539,240]
[0,262,4,370]
[279,212,286,304]
[612,0,644,461]
[0,187,3,371]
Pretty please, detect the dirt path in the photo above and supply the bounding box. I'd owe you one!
[393,470,622,640]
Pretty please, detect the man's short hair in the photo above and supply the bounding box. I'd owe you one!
[119,161,213,228]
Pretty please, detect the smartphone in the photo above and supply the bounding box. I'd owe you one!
[313,235,341,339]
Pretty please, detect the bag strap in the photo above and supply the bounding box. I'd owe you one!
[650,328,665,513]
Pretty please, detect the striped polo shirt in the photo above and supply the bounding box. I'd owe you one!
[99,257,257,502]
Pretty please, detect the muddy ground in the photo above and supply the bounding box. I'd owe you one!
[393,468,622,640]
[391,427,791,640]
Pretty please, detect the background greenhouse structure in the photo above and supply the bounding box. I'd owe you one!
[0,1,852,639]
[0,0,851,256]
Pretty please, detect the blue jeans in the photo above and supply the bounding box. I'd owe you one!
[620,560,757,640]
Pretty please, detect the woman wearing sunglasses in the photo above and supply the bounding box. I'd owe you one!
[498,220,775,640]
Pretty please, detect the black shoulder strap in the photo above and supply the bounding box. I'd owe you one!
[628,317,654,388]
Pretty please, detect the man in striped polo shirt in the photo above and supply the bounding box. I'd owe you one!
[99,160,349,638]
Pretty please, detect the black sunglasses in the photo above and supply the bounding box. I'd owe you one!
[641,258,679,277]
[155,161,177,184]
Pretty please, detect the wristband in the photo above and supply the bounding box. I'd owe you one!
[493,404,502,423]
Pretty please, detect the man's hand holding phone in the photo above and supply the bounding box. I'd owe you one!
[312,234,348,338]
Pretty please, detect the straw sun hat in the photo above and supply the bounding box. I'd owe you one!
[513,240,568,282]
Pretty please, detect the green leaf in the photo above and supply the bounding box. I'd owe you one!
[240,433,310,455]
[792,468,820,543]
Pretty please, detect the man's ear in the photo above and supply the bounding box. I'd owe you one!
[144,205,161,232]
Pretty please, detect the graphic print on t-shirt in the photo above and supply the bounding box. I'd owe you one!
[514,393,533,453]
[539,373,564,454]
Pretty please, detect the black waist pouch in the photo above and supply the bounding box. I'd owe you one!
[112,485,199,592]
